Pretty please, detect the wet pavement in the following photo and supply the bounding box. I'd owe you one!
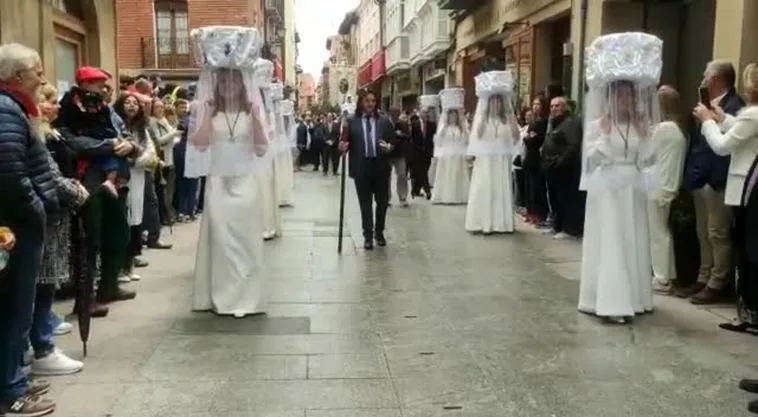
[50,170,758,417]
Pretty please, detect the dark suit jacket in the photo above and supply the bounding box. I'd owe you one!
[296,123,325,151]
[410,118,436,160]
[524,117,548,169]
[541,115,583,170]
[327,121,341,147]
[684,90,745,190]
[342,114,396,178]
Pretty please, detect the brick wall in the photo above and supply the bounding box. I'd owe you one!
[117,0,263,71]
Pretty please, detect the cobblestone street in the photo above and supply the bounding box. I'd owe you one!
[49,172,758,417]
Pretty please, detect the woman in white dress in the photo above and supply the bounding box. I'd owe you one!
[271,86,295,206]
[465,70,520,233]
[432,88,470,204]
[254,59,282,240]
[186,26,270,317]
[577,32,663,323]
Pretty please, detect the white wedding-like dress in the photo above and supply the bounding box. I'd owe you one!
[192,114,267,316]
[274,141,295,206]
[465,121,515,233]
[432,127,470,204]
[259,149,281,239]
[578,122,653,317]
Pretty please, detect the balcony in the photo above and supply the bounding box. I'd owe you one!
[420,6,451,59]
[141,36,194,70]
[437,0,486,10]
[386,35,410,74]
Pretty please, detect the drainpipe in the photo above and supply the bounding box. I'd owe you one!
[576,0,588,108]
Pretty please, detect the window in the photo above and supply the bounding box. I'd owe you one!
[155,1,190,57]
[56,38,79,91]
[51,0,83,18]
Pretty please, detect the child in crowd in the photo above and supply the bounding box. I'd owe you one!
[55,67,129,196]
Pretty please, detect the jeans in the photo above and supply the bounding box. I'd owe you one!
[49,311,63,330]
[0,227,44,402]
[177,177,198,216]
[30,284,55,359]
[143,172,161,244]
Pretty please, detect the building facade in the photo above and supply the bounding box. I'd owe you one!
[298,72,316,112]
[116,0,265,82]
[283,0,296,90]
[443,0,757,113]
[0,0,118,93]
[322,35,357,106]
[356,0,386,101]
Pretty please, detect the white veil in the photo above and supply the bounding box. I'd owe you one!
[185,26,269,178]
[466,70,520,157]
[579,32,663,193]
[280,99,296,147]
[269,81,288,153]
[434,88,469,157]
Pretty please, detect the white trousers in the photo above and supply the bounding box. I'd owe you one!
[647,199,675,281]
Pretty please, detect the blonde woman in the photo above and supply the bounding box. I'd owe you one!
[33,84,88,375]
[694,63,758,335]
[648,86,687,294]
[150,98,182,227]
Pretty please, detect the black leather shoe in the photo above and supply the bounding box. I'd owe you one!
[375,234,386,247]
[749,399,758,413]
[363,239,374,250]
[740,379,758,394]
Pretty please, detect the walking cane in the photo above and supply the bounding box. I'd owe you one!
[337,152,347,254]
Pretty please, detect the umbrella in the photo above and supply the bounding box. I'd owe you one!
[337,153,347,254]
[70,212,92,357]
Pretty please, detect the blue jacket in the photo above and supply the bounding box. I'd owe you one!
[0,91,59,230]
[684,90,745,190]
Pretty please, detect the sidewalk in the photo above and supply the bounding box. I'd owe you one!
[47,171,758,417]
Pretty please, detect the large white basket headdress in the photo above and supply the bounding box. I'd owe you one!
[439,88,464,110]
[192,26,262,70]
[475,70,514,97]
[341,102,356,115]
[584,32,663,88]
[280,99,294,116]
[419,95,440,109]
[254,58,274,86]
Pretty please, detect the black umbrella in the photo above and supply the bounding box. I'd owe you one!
[337,153,347,254]
[70,212,92,357]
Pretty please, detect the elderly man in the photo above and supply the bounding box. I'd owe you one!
[0,43,58,417]
[679,60,744,303]
[541,96,585,239]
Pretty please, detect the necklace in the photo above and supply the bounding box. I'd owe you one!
[614,122,631,157]
[223,110,242,142]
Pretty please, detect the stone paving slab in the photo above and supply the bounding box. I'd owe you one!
[47,171,758,417]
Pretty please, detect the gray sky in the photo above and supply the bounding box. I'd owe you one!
[295,0,356,76]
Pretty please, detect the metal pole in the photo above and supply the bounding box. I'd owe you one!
[337,152,347,254]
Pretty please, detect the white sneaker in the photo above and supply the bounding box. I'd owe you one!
[128,272,141,281]
[53,321,73,336]
[553,232,570,240]
[31,349,84,376]
[118,274,131,283]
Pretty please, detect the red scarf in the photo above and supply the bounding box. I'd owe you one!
[0,83,39,117]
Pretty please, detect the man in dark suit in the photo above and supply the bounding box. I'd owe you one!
[296,111,326,171]
[679,60,744,303]
[409,109,436,198]
[339,89,397,250]
[322,113,341,175]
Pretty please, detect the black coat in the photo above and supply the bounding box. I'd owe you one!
[0,92,58,230]
[410,118,435,160]
[296,122,326,151]
[524,117,548,169]
[541,115,582,170]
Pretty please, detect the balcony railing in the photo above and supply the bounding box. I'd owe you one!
[141,36,194,69]
[437,0,486,11]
